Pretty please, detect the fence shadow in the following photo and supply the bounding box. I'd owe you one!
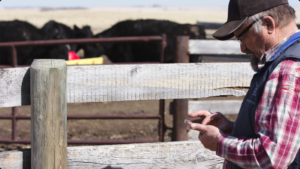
[20,148,31,168]
[21,68,30,105]
[102,166,123,169]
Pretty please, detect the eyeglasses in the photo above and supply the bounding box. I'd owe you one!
[235,17,265,44]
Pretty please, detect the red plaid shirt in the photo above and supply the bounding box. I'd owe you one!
[217,32,300,168]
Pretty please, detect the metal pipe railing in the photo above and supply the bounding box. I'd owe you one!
[0,36,164,47]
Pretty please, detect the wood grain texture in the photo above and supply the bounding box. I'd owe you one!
[30,59,67,169]
[0,141,224,169]
[0,62,254,108]
[189,40,245,55]
[67,63,253,103]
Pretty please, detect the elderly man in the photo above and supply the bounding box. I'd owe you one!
[188,0,300,168]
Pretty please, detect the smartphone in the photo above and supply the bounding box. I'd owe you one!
[184,119,193,125]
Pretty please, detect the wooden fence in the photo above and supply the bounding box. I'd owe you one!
[0,36,254,168]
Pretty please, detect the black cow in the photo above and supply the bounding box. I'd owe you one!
[91,19,206,63]
[41,20,95,56]
[73,25,96,57]
[0,20,68,65]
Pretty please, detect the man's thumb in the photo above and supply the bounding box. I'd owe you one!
[191,123,206,133]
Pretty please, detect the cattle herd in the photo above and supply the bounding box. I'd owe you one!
[0,19,206,65]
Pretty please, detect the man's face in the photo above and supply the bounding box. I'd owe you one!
[234,19,268,71]
[234,22,266,57]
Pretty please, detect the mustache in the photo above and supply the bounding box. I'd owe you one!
[245,49,254,56]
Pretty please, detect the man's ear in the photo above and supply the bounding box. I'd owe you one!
[263,16,275,34]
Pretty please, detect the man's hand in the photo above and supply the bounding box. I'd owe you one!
[190,123,222,151]
[188,110,234,135]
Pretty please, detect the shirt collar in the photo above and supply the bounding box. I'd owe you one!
[257,30,300,70]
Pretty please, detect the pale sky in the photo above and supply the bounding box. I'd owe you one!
[1,0,300,8]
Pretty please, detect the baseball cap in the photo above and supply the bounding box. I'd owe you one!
[212,0,289,40]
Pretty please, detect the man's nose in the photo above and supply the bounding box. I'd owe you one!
[240,44,247,53]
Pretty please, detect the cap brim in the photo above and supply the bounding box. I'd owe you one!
[212,17,248,40]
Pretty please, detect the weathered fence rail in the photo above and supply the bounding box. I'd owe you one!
[189,39,250,62]
[0,62,253,108]
[189,40,242,55]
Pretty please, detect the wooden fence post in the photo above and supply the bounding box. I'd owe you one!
[30,59,67,169]
[172,36,189,141]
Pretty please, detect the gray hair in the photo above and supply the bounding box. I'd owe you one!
[246,4,296,34]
